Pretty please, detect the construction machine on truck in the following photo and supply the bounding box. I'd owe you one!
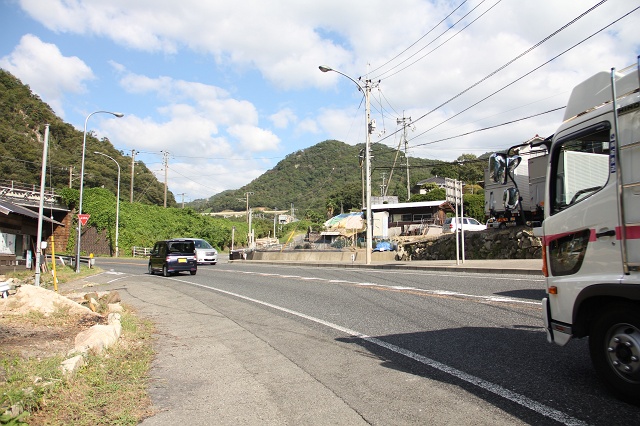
[490,58,640,403]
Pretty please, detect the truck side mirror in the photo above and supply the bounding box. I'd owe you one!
[507,155,522,176]
[489,154,507,184]
[503,187,520,210]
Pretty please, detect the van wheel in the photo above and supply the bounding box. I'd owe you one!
[162,265,170,277]
[589,303,640,405]
[190,270,197,275]
[148,263,154,275]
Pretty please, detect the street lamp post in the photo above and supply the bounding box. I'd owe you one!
[319,65,373,264]
[94,151,121,257]
[75,111,123,272]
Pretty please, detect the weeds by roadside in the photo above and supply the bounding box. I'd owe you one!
[3,263,103,291]
[0,306,155,425]
[1,265,156,424]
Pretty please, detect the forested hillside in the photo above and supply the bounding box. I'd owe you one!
[0,69,172,206]
[198,140,452,215]
[1,68,488,218]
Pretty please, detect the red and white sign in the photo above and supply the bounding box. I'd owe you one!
[78,213,90,226]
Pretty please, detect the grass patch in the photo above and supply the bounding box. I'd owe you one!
[0,308,155,425]
[4,264,103,290]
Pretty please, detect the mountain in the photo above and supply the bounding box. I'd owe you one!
[0,69,172,206]
[198,139,445,215]
[1,68,487,216]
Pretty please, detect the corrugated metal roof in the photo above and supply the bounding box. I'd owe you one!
[0,200,65,226]
[371,200,448,211]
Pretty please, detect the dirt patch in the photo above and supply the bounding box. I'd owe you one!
[0,284,106,360]
[0,314,103,359]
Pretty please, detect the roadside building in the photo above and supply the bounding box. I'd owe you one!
[371,201,453,238]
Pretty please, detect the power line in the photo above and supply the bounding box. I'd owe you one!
[375,0,614,146]
[369,104,560,159]
[372,0,501,82]
[367,0,470,76]
[410,106,564,149]
[407,2,636,145]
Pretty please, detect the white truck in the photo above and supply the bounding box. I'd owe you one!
[485,138,547,228]
[537,59,640,403]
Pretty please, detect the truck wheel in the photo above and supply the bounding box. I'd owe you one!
[589,303,640,404]
[162,265,170,277]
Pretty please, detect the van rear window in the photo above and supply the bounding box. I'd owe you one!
[168,242,195,253]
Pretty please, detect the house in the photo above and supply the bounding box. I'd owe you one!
[414,176,447,194]
[371,200,453,238]
[0,199,68,272]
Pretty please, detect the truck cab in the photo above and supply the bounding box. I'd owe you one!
[540,62,640,403]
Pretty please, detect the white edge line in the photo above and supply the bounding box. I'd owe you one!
[172,277,586,426]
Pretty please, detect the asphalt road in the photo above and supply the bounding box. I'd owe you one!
[81,257,640,425]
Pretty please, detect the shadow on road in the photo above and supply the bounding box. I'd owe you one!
[493,288,546,300]
[337,326,635,425]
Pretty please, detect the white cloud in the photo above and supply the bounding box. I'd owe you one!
[227,125,280,152]
[0,34,94,117]
[269,108,296,129]
[7,0,640,200]
[296,118,320,135]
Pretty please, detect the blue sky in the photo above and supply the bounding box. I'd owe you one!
[1,0,638,202]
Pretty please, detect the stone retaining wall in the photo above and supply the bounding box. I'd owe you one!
[404,227,542,261]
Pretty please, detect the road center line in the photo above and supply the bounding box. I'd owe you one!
[171,277,586,426]
[220,269,540,306]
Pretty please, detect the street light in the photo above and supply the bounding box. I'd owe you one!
[94,151,121,258]
[75,110,123,272]
[319,65,373,264]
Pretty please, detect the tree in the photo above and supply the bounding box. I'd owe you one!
[407,187,445,202]
[456,154,485,185]
[420,182,439,193]
[463,193,485,222]
[430,162,458,179]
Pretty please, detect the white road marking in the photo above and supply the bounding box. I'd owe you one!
[220,269,540,306]
[170,277,586,426]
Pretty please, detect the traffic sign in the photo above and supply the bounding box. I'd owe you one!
[78,213,90,226]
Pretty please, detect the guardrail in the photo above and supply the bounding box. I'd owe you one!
[45,254,95,268]
[132,247,152,257]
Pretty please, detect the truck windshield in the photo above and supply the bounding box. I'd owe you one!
[551,127,610,214]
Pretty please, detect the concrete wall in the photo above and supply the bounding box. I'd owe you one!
[249,250,397,263]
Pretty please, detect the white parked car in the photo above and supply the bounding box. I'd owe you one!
[180,238,218,265]
[442,217,487,233]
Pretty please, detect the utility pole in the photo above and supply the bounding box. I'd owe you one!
[364,77,374,265]
[178,193,186,208]
[243,192,253,222]
[397,113,413,200]
[248,208,253,249]
[130,149,136,203]
[359,148,365,209]
[69,166,73,188]
[380,172,387,196]
[318,65,376,265]
[35,124,50,287]
[162,151,169,208]
[273,209,277,240]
